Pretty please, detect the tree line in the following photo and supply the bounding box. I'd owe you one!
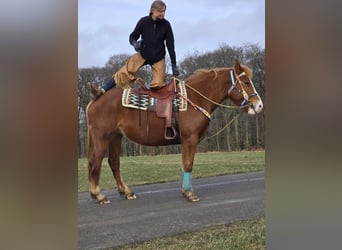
[78,43,265,158]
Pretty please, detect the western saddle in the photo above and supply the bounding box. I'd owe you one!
[133,79,178,140]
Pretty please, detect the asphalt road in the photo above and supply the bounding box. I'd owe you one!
[78,171,265,250]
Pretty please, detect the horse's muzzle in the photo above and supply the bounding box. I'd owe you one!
[248,99,263,115]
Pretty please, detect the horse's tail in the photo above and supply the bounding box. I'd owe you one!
[87,124,92,159]
[86,101,93,158]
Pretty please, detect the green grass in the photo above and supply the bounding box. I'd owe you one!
[78,151,264,192]
[111,217,265,250]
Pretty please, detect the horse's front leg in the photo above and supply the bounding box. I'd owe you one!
[108,133,136,200]
[181,136,200,202]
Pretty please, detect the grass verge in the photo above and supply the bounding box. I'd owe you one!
[78,151,265,192]
[111,217,265,250]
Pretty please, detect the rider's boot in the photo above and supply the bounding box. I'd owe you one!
[94,77,116,98]
[89,77,116,99]
[102,77,116,92]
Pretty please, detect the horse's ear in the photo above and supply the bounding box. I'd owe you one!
[234,59,242,74]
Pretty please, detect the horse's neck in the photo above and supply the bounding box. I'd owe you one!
[187,70,228,114]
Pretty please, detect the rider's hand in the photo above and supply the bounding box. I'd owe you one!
[172,64,180,76]
[132,40,143,52]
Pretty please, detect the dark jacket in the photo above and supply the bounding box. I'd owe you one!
[129,15,176,65]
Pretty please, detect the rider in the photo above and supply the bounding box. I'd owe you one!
[93,0,179,97]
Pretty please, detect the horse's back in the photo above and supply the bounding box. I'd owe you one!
[86,88,124,127]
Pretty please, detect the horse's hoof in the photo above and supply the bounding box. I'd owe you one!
[98,197,111,204]
[182,191,200,202]
[90,192,110,204]
[125,192,137,200]
[119,190,136,200]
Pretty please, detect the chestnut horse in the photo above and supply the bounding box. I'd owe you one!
[86,59,263,203]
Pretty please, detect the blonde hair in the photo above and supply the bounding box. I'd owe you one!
[150,0,166,14]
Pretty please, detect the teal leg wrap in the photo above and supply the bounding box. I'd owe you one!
[181,172,193,192]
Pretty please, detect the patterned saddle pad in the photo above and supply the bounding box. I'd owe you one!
[122,81,188,111]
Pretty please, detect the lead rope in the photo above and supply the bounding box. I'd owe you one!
[206,113,241,139]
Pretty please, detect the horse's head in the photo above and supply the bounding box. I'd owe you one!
[228,60,263,115]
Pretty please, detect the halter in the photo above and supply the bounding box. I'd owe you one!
[228,69,258,107]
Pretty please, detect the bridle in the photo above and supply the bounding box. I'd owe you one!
[227,69,259,107]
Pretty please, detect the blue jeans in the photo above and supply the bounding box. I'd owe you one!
[102,77,115,91]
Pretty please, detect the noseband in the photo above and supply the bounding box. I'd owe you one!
[227,69,258,107]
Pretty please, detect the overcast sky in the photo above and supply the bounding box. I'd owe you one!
[78,0,265,68]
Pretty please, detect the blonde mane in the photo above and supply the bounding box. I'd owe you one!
[186,65,253,82]
[187,68,224,81]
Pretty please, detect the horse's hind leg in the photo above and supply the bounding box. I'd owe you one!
[88,142,110,204]
[108,133,136,200]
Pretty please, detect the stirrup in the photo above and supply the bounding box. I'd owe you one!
[165,126,177,140]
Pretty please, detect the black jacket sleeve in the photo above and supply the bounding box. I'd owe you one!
[165,23,176,65]
[129,18,143,45]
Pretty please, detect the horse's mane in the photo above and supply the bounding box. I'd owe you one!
[186,68,223,82]
[240,64,253,79]
[186,64,253,82]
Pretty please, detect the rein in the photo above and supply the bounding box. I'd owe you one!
[175,80,243,137]
[184,82,248,109]
[172,69,250,119]
[171,68,253,136]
